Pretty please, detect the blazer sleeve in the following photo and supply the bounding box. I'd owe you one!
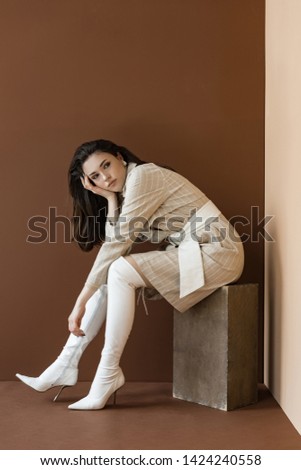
[84,164,166,290]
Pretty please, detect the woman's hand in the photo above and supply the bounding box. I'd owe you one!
[68,303,86,337]
[80,175,115,201]
[68,285,98,337]
[81,175,120,221]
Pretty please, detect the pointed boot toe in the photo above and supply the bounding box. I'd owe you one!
[68,369,125,411]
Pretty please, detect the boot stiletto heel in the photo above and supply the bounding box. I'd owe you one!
[53,385,72,402]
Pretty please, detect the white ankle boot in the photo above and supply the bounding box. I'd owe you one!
[16,285,107,400]
[68,366,125,410]
[68,257,146,410]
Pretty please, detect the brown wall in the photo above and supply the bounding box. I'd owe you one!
[0,0,265,381]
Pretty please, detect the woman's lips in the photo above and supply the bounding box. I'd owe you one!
[108,179,116,188]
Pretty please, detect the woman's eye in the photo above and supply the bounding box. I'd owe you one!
[91,174,98,180]
[103,162,110,169]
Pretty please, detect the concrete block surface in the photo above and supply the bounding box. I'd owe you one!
[173,284,258,411]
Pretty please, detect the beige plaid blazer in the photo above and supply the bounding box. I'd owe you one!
[85,162,244,312]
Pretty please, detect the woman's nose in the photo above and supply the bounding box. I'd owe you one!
[100,172,109,181]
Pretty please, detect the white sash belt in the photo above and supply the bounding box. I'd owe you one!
[168,200,221,298]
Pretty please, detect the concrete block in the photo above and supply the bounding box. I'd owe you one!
[173,284,258,411]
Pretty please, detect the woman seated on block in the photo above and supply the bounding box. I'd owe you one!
[16,139,244,410]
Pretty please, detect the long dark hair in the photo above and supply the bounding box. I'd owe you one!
[68,139,145,252]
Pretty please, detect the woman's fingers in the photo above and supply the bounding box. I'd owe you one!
[81,174,113,200]
[80,175,91,190]
[73,328,85,337]
[68,315,85,337]
[69,320,85,337]
[81,175,99,195]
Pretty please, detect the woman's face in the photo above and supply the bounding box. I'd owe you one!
[82,152,127,192]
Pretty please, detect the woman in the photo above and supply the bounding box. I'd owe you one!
[16,139,244,410]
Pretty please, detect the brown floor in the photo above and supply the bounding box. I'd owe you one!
[0,382,300,450]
